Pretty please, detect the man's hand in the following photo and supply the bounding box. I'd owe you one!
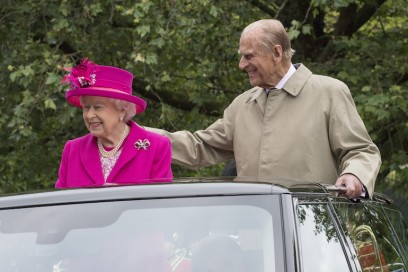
[335,174,363,199]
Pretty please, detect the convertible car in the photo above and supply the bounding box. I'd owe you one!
[0,177,407,271]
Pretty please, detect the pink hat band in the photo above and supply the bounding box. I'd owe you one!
[92,79,131,92]
[62,59,146,114]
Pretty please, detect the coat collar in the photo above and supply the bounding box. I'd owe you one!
[282,63,312,96]
[79,121,148,185]
[248,63,313,113]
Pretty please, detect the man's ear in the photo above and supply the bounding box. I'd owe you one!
[273,45,282,61]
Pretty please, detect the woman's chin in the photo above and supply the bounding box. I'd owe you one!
[89,129,102,138]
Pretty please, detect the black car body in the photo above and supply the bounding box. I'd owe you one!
[0,177,407,272]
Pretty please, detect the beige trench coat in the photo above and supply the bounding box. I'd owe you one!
[148,64,381,196]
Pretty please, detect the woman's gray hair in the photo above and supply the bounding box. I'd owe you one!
[111,99,136,122]
[241,19,295,61]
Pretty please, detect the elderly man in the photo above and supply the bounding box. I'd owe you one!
[148,19,381,199]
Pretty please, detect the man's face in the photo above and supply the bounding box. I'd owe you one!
[238,35,276,89]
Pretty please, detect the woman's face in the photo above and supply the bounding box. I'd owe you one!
[81,96,124,141]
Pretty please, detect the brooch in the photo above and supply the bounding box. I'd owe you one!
[134,139,150,150]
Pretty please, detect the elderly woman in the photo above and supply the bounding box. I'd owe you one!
[56,59,172,188]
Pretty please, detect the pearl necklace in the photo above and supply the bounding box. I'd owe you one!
[97,125,129,158]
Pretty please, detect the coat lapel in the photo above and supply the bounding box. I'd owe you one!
[106,121,146,183]
[80,134,105,186]
[248,87,266,114]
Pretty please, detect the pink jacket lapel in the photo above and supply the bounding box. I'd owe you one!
[106,122,147,183]
[80,134,105,186]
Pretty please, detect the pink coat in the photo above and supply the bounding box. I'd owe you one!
[56,121,172,188]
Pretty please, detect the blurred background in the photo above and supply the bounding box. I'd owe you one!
[0,0,407,215]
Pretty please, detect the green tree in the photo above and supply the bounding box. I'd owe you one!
[0,0,406,196]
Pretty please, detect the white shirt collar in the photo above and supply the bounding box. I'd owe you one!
[275,64,296,89]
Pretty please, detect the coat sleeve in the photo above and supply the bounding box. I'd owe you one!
[150,136,173,179]
[55,140,71,188]
[145,107,239,169]
[329,83,381,197]
[145,94,251,169]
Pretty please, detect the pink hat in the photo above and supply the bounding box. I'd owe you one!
[62,58,146,113]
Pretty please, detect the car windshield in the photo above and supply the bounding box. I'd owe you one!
[0,195,282,272]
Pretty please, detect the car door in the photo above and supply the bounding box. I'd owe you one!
[295,196,358,272]
[332,198,408,272]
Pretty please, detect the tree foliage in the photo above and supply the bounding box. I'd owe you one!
[0,0,407,195]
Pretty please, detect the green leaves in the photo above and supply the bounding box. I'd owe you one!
[136,25,151,37]
[288,20,312,40]
[44,99,57,111]
[9,65,35,86]
[45,72,60,85]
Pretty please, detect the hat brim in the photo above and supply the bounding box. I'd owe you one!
[66,87,146,114]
